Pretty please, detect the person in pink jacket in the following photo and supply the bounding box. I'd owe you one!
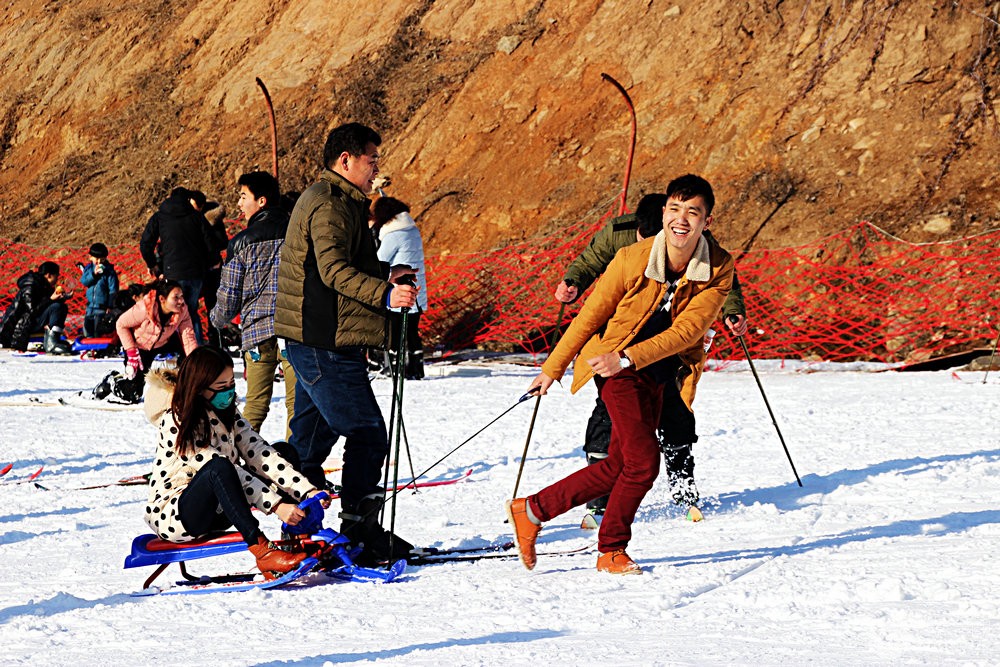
[115,280,199,388]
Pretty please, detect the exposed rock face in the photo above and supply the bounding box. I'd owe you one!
[1,1,998,256]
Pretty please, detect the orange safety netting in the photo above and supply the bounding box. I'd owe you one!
[2,215,998,365]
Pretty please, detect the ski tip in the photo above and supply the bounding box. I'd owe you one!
[580,512,600,530]
[28,466,44,480]
[686,506,704,522]
[0,463,12,476]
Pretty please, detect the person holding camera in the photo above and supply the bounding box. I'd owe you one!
[79,243,120,338]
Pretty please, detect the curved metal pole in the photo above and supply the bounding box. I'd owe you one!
[255,77,279,182]
[600,73,637,216]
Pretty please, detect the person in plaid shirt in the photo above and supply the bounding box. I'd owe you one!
[211,171,296,438]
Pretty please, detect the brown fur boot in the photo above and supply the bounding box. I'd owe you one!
[248,536,307,580]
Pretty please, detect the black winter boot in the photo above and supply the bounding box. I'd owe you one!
[405,350,424,380]
[662,443,699,507]
[43,327,73,355]
[585,453,609,515]
[340,494,415,565]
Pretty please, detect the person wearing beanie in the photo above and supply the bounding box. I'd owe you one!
[80,242,120,337]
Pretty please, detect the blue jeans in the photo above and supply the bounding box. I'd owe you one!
[286,342,389,512]
[33,301,68,331]
[177,279,203,345]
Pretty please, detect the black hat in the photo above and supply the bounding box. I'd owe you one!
[88,243,109,259]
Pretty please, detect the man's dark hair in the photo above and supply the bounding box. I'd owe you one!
[38,261,60,277]
[635,193,668,239]
[666,174,715,216]
[238,171,281,208]
[322,123,381,170]
[371,196,410,227]
[187,189,207,210]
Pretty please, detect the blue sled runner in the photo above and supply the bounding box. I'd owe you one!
[124,493,405,595]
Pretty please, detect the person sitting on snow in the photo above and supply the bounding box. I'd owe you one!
[103,280,198,403]
[0,260,73,354]
[508,174,735,575]
[142,346,328,578]
[79,243,120,338]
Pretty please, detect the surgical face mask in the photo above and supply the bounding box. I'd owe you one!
[208,386,236,411]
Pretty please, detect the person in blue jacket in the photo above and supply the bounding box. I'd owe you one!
[79,243,120,337]
[373,197,428,380]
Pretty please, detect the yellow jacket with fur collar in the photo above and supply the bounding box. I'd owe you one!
[541,230,734,409]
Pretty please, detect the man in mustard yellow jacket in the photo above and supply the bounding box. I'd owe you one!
[506,174,735,575]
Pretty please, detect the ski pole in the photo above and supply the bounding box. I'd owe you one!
[387,310,409,560]
[511,299,568,499]
[387,274,416,561]
[363,392,535,522]
[983,328,1000,385]
[728,316,803,487]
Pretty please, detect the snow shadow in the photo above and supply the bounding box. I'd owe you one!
[0,386,82,399]
[0,505,88,524]
[0,591,140,625]
[711,447,1000,513]
[251,629,566,665]
[648,509,1000,569]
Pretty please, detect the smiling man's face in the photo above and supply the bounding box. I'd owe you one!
[662,195,711,252]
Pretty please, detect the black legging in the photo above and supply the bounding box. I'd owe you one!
[178,457,264,545]
[177,442,301,545]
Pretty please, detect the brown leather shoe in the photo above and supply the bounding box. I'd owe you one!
[248,536,307,580]
[505,498,541,570]
[596,549,642,575]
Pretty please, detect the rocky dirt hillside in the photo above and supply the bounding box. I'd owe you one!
[1,0,998,257]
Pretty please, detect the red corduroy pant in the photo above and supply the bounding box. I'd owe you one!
[530,369,664,552]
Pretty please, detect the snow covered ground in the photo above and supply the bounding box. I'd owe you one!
[1,351,998,666]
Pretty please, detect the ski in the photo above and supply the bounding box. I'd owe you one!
[0,396,139,411]
[71,474,151,491]
[324,468,473,499]
[1,465,45,485]
[580,512,600,530]
[410,540,515,559]
[686,505,704,522]
[408,541,596,566]
[57,395,141,411]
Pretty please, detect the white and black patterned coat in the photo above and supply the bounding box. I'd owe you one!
[143,368,316,542]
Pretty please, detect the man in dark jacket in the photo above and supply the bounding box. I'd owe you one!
[555,193,750,519]
[0,261,72,353]
[139,187,214,344]
[211,171,295,438]
[275,122,418,565]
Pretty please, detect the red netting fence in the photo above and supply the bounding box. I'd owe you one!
[3,211,999,365]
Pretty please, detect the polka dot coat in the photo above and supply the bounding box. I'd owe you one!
[144,409,317,542]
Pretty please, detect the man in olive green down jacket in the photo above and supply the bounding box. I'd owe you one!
[275,122,418,566]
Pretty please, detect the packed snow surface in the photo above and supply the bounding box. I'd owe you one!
[1,352,998,666]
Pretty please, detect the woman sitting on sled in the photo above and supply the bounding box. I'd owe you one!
[143,346,328,578]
